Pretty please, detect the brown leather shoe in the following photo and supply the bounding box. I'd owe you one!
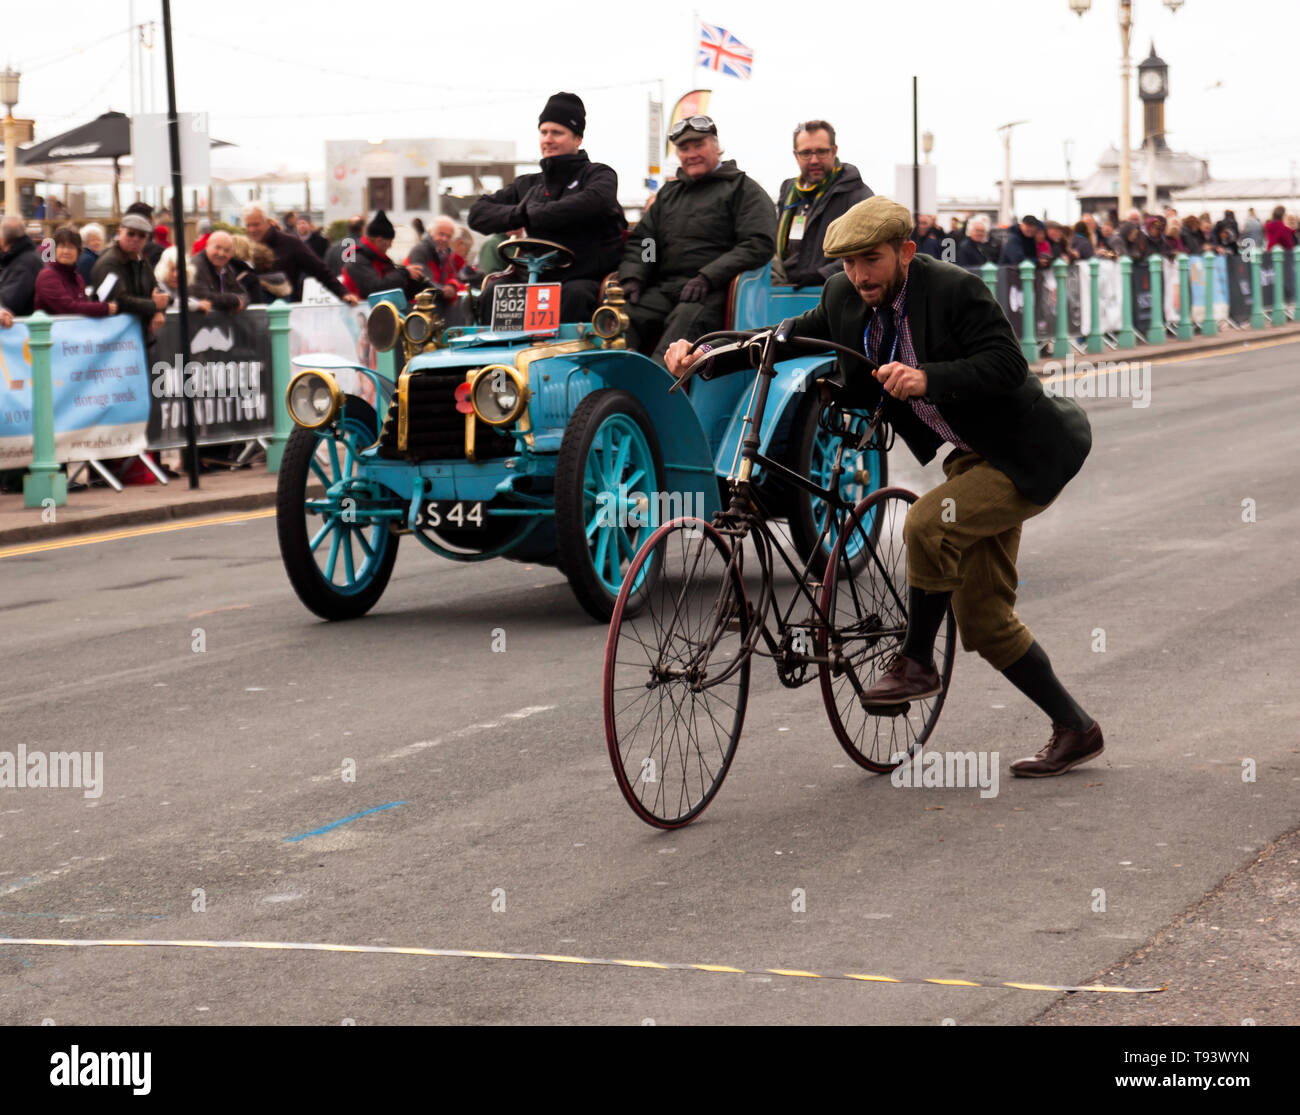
[860,653,942,706]
[1010,721,1104,778]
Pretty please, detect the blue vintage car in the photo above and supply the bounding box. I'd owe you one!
[276,240,887,621]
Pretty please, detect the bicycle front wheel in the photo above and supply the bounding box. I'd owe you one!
[818,488,955,772]
[603,518,751,828]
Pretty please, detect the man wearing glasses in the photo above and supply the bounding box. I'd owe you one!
[775,120,872,288]
[89,214,171,341]
[618,115,775,363]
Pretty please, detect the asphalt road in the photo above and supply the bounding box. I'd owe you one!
[2,338,1297,1025]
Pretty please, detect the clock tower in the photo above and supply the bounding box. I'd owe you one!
[1138,44,1169,150]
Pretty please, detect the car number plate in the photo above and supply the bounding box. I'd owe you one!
[417,500,486,530]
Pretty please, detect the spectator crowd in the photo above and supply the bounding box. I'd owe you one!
[913,203,1299,271]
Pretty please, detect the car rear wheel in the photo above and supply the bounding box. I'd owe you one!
[786,395,887,578]
[554,389,666,622]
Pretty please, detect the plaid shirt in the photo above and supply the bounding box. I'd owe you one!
[865,276,972,452]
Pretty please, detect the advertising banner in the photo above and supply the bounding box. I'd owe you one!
[148,309,273,450]
[0,314,150,469]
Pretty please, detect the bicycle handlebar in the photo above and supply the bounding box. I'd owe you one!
[670,327,884,394]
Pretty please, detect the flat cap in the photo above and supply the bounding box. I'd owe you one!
[823,196,914,258]
[119,213,152,234]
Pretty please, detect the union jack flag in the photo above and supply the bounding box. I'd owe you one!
[698,22,753,80]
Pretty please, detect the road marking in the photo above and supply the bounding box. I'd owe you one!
[283,800,409,843]
[188,603,252,619]
[0,876,42,898]
[0,509,275,560]
[384,706,557,762]
[0,937,1166,993]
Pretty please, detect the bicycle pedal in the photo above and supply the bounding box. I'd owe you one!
[863,700,911,718]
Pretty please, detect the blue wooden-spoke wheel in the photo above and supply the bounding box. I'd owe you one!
[276,397,399,620]
[787,397,887,577]
[555,389,666,622]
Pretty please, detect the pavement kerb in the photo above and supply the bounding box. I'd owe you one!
[1028,320,1300,373]
[0,488,280,546]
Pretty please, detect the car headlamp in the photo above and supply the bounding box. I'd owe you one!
[469,364,528,427]
[367,301,401,352]
[404,312,432,345]
[591,304,629,340]
[286,370,344,429]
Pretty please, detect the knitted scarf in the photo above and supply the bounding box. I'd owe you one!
[778,163,842,256]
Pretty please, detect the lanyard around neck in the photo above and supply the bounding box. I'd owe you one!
[863,307,900,366]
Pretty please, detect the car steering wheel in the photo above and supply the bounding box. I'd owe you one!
[497,237,575,283]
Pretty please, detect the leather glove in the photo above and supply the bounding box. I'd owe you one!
[619,276,643,304]
[678,274,711,303]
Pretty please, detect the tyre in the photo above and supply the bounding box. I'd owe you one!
[276,397,399,621]
[555,388,666,622]
[817,488,955,772]
[786,396,887,578]
[604,518,750,828]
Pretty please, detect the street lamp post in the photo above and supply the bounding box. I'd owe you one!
[1072,0,1185,216]
[1,66,21,220]
[997,120,1028,226]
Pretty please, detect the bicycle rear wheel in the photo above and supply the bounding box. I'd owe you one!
[818,488,955,772]
[604,518,751,828]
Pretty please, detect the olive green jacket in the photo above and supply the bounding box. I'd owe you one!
[620,160,776,295]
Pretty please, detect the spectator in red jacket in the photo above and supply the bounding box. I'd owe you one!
[342,210,428,301]
[34,226,119,317]
[1264,205,1297,250]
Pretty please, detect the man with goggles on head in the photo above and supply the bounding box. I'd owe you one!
[618,115,775,363]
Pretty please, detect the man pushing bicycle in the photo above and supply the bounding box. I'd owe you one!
[665,195,1102,777]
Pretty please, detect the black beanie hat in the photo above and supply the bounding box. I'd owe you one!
[539,91,585,137]
[366,210,395,239]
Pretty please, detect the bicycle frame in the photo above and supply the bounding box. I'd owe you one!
[656,329,902,694]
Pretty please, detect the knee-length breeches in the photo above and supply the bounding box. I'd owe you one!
[902,450,1053,670]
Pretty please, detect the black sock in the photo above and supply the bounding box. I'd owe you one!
[1001,641,1092,731]
[901,587,950,668]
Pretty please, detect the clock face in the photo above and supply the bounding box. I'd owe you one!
[1140,70,1164,96]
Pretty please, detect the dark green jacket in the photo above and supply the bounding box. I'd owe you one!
[620,160,775,294]
[88,242,157,323]
[770,253,1091,505]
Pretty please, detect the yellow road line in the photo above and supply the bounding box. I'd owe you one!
[0,508,276,559]
[0,937,1166,994]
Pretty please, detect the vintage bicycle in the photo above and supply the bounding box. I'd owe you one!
[602,324,957,828]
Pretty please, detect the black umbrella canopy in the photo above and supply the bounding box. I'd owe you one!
[18,111,132,165]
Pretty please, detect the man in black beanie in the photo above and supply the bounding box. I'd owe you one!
[469,91,626,323]
[342,209,430,301]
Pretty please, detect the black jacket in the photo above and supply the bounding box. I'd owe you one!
[262,225,349,301]
[956,237,999,268]
[620,160,776,295]
[719,254,1091,506]
[0,235,43,317]
[998,227,1038,266]
[913,228,944,260]
[343,239,427,300]
[468,151,626,283]
[189,252,249,312]
[774,162,873,285]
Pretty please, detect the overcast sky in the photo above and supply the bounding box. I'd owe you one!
[7,0,1292,219]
